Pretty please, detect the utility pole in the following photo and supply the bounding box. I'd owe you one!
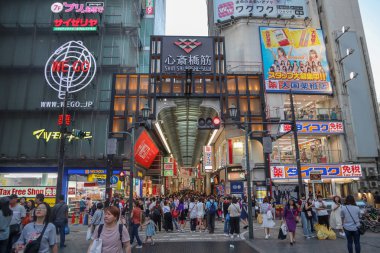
[289,89,304,199]
[244,117,254,239]
[56,91,68,203]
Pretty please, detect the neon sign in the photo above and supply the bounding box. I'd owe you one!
[33,129,92,142]
[51,2,104,14]
[53,18,98,31]
[44,41,96,99]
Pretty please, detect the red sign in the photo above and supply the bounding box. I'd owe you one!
[134,131,159,169]
[54,18,98,28]
[58,114,71,126]
[68,187,76,195]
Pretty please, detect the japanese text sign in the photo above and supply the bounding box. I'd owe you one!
[146,0,154,15]
[161,36,214,73]
[214,0,308,23]
[271,164,362,179]
[280,121,344,134]
[259,27,332,94]
[51,2,104,14]
[33,129,92,142]
[203,145,213,172]
[0,187,56,198]
[53,18,98,31]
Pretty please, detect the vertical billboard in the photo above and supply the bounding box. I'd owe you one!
[161,36,214,73]
[146,0,154,15]
[203,146,213,172]
[259,27,332,94]
[214,0,308,23]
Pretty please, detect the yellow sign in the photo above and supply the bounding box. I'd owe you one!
[33,129,92,142]
[261,28,321,49]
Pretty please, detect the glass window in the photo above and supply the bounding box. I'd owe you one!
[238,77,247,94]
[127,97,137,113]
[248,77,260,94]
[128,76,138,93]
[227,76,236,94]
[140,76,149,94]
[115,75,127,93]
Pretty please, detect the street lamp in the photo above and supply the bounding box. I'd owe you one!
[343,72,359,86]
[228,105,254,240]
[335,25,350,42]
[108,104,151,225]
[338,48,355,64]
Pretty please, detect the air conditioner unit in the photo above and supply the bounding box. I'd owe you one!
[366,167,378,177]
[369,181,379,188]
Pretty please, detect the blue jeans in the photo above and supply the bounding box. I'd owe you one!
[130,223,142,246]
[300,212,312,237]
[224,217,230,234]
[344,229,361,253]
[54,221,66,247]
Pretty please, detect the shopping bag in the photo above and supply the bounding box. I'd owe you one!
[64,224,70,235]
[280,222,288,235]
[327,229,336,240]
[266,210,273,220]
[317,229,328,240]
[257,214,263,224]
[278,227,287,240]
[86,227,93,240]
[89,238,102,253]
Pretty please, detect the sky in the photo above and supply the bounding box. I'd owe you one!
[165,0,380,102]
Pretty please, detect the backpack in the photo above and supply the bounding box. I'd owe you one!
[153,206,160,217]
[208,201,216,215]
[97,224,124,248]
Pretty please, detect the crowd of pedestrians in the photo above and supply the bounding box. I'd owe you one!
[0,189,374,253]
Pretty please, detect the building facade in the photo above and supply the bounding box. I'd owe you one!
[207,0,380,203]
[0,0,166,207]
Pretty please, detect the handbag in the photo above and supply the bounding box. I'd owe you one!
[86,226,93,241]
[24,223,48,253]
[278,223,287,240]
[345,206,366,235]
[266,210,273,220]
[257,213,263,224]
[89,239,102,253]
[64,224,70,235]
[172,210,179,218]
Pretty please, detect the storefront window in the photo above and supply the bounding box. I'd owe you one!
[232,139,244,164]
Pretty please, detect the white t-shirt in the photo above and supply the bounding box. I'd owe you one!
[196,202,204,216]
[189,202,197,219]
[314,200,328,216]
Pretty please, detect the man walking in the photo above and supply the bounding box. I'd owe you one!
[51,195,68,248]
[7,194,26,252]
[206,196,218,234]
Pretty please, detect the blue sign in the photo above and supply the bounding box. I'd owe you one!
[231,181,244,194]
[97,179,106,185]
[110,175,119,184]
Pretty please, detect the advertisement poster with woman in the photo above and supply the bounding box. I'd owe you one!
[259,27,333,94]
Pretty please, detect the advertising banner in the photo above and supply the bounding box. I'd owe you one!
[280,121,344,134]
[203,146,213,172]
[161,36,214,73]
[0,187,56,198]
[214,0,308,23]
[230,181,244,198]
[134,131,159,169]
[271,164,362,179]
[146,0,154,15]
[259,27,332,94]
[227,166,246,181]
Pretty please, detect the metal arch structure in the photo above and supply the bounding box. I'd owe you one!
[157,98,219,167]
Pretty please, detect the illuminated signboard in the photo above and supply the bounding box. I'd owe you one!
[161,36,214,73]
[260,27,332,94]
[0,187,56,197]
[134,131,159,169]
[146,0,154,15]
[44,41,96,100]
[203,146,213,172]
[51,2,104,14]
[227,166,246,181]
[214,0,308,23]
[271,164,362,179]
[53,18,98,31]
[33,129,92,142]
[280,121,344,134]
[164,170,174,176]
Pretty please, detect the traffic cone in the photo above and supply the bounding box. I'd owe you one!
[71,213,75,224]
[79,213,83,224]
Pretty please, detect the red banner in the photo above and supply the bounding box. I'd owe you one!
[134,131,159,169]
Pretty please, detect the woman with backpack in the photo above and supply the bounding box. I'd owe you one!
[88,206,131,253]
[14,202,57,253]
